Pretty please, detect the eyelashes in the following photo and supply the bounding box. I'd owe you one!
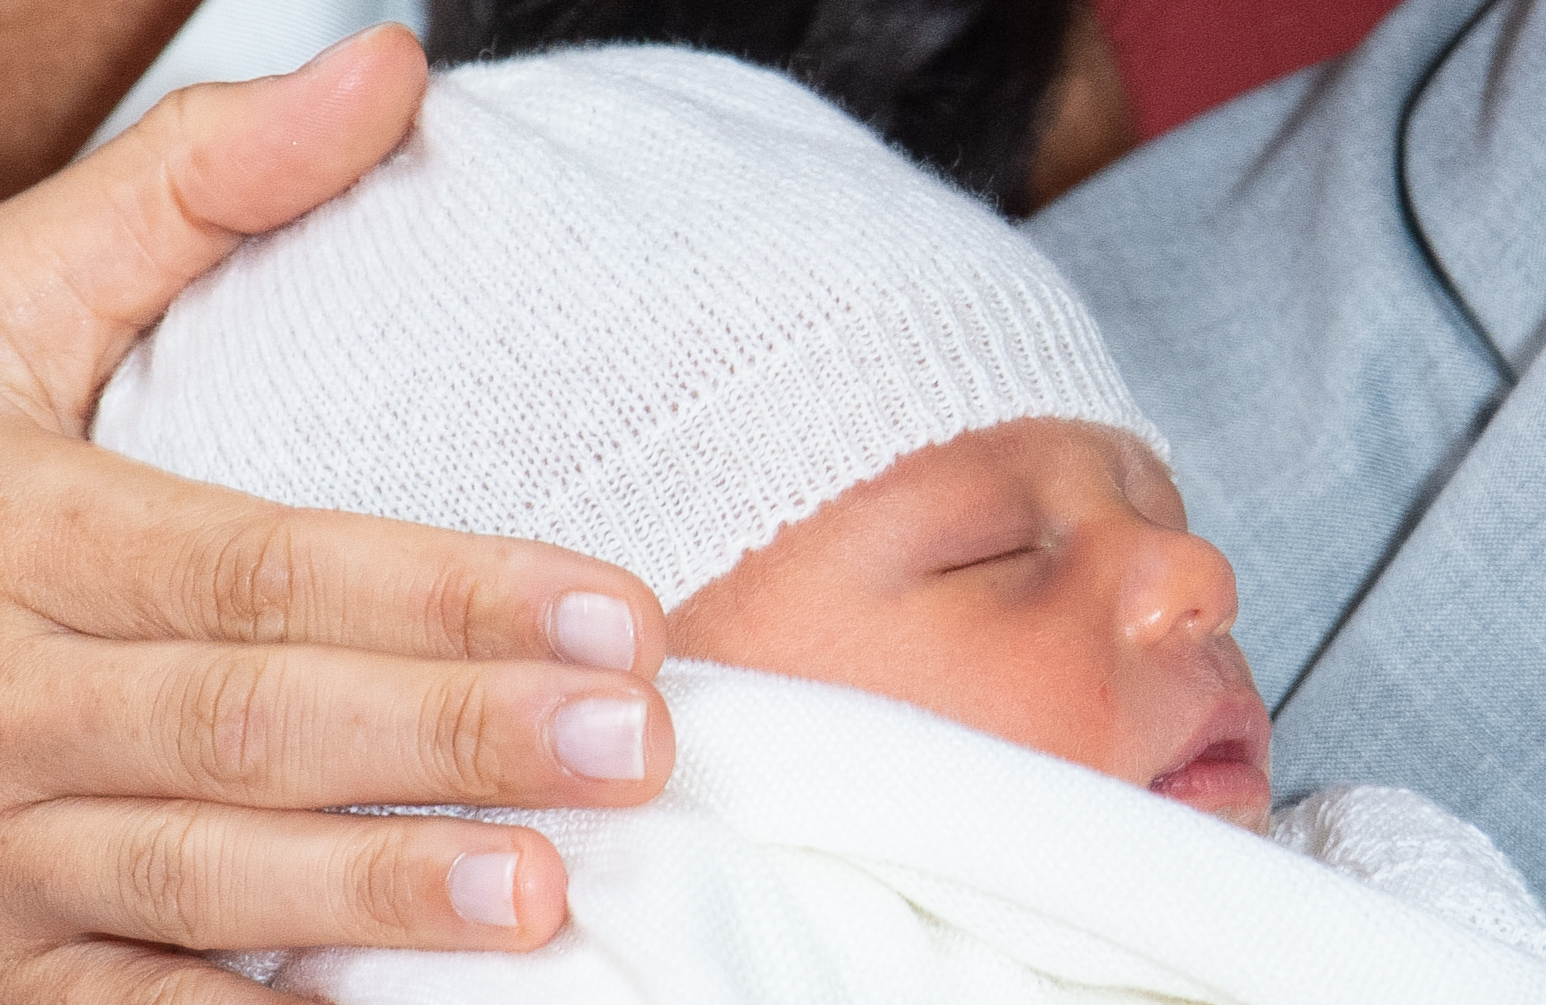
[937,545,1041,576]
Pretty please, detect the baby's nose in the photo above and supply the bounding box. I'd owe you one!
[1115,522,1239,650]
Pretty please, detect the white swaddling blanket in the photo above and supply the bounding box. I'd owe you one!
[236,660,1546,1004]
[84,40,1546,1002]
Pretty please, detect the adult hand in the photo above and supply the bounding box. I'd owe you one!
[0,24,674,1003]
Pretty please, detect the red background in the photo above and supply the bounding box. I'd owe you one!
[1092,0,1405,139]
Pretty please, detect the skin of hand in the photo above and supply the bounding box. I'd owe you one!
[670,418,1272,833]
[0,24,675,1003]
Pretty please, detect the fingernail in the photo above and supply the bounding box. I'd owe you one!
[447,852,519,927]
[553,696,648,781]
[302,23,390,71]
[547,592,636,671]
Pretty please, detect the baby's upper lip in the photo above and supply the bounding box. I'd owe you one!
[1148,694,1272,789]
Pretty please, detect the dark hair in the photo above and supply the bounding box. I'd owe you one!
[426,0,1074,216]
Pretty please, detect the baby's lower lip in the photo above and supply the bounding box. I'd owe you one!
[1148,743,1271,818]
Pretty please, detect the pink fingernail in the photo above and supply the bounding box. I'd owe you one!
[553,696,648,781]
[547,592,636,671]
[447,852,519,927]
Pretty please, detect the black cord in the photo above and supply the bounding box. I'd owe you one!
[1275,0,1517,719]
[1394,0,1517,389]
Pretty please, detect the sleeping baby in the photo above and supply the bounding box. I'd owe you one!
[93,45,1546,1004]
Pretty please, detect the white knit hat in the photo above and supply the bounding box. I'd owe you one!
[94,46,1166,612]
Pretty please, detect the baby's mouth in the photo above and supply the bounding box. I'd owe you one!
[1147,698,1272,831]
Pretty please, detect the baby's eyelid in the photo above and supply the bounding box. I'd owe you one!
[937,542,1043,575]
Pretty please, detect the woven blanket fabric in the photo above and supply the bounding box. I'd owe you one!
[228,661,1546,1005]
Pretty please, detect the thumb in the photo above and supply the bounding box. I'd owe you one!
[0,22,428,435]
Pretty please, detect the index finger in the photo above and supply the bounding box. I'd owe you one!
[4,428,665,671]
[0,23,428,437]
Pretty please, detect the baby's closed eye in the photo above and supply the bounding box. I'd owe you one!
[937,543,1043,575]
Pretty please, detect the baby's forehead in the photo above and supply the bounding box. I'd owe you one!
[736,417,1167,558]
[829,419,1162,502]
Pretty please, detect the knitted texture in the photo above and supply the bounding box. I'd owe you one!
[92,45,1164,611]
[1271,786,1546,959]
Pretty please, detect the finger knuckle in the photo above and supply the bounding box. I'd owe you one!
[421,534,547,661]
[118,805,212,947]
[419,554,483,659]
[143,84,195,141]
[0,943,201,1005]
[336,827,417,940]
[167,648,286,799]
[187,511,309,644]
[114,92,206,282]
[135,85,214,200]
[121,961,205,1005]
[420,672,503,801]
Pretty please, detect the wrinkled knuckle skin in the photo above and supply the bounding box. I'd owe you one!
[123,961,207,1005]
[119,806,212,948]
[339,828,416,941]
[0,945,206,1005]
[168,649,284,801]
[421,556,482,660]
[144,84,195,142]
[137,84,216,202]
[423,535,547,661]
[421,674,503,802]
[190,513,310,644]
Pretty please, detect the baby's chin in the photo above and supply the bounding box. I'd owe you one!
[1212,801,1272,836]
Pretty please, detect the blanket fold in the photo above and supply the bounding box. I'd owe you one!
[237,661,1546,1004]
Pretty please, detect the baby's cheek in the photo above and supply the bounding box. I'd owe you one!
[959,664,1133,776]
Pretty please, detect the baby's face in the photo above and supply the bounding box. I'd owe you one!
[668,418,1271,832]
